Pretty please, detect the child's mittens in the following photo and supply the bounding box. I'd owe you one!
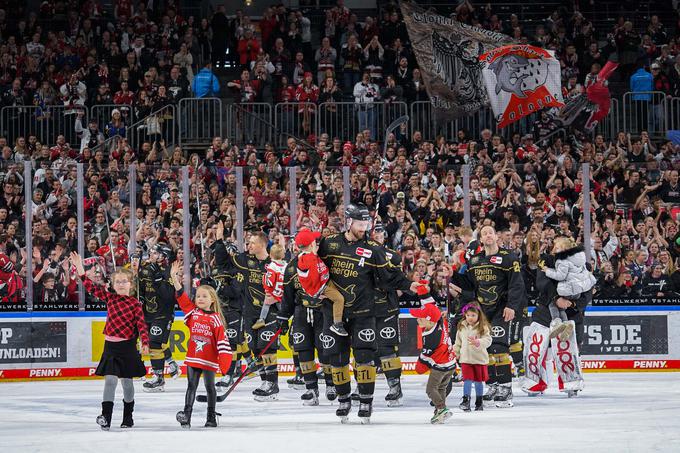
[415,279,430,296]
[468,336,481,348]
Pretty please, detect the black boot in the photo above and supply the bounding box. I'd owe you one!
[205,408,220,427]
[474,396,484,411]
[120,400,134,428]
[96,401,113,430]
[459,395,471,412]
[176,406,192,428]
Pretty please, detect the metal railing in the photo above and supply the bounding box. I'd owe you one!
[622,91,669,139]
[178,97,223,149]
[225,102,273,146]
[0,105,82,146]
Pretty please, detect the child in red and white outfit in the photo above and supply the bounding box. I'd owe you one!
[294,228,347,336]
[453,302,492,412]
[253,244,287,329]
[410,286,456,424]
[170,262,232,429]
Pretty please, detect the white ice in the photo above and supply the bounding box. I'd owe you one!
[1,373,679,453]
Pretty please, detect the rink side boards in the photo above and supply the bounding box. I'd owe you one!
[1,307,679,381]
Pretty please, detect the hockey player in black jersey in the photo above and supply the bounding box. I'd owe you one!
[450,225,527,407]
[214,224,278,401]
[317,203,424,423]
[139,243,180,392]
[277,253,336,406]
[211,249,247,389]
[371,223,405,407]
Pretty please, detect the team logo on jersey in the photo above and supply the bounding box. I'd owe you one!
[358,328,375,342]
[248,259,257,267]
[194,339,207,352]
[226,328,237,339]
[490,256,503,264]
[320,333,335,349]
[260,330,276,342]
[380,327,397,339]
[355,247,372,258]
[386,252,393,260]
[491,326,506,338]
[328,242,339,251]
[149,325,163,336]
[293,332,305,344]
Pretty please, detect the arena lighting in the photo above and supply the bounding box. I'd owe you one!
[245,0,252,6]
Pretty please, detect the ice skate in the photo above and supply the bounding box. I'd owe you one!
[176,408,192,428]
[494,383,514,408]
[120,401,134,428]
[430,407,451,424]
[567,390,579,398]
[325,385,337,401]
[301,388,320,406]
[167,360,181,379]
[336,397,352,423]
[330,322,349,337]
[287,369,306,390]
[459,395,471,412]
[549,318,572,340]
[474,396,483,411]
[385,378,403,407]
[142,372,165,392]
[482,382,498,403]
[253,381,279,401]
[252,318,266,330]
[204,409,220,427]
[358,401,372,424]
[96,401,113,431]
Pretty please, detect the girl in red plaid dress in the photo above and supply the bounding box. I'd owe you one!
[70,252,149,431]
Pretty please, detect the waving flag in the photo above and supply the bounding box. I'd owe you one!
[401,1,512,120]
[480,44,564,128]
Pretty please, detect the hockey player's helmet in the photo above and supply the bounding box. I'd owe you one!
[345,203,371,222]
[154,243,175,262]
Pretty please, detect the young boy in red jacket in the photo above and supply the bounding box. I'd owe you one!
[294,228,347,336]
[410,287,456,424]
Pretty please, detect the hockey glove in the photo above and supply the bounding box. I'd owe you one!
[276,316,290,335]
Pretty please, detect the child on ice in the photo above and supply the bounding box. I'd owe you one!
[453,302,492,411]
[253,244,287,330]
[171,262,232,428]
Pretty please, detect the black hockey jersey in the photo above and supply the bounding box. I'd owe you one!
[318,233,412,318]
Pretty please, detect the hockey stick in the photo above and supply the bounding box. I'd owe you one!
[196,327,282,403]
[102,205,117,272]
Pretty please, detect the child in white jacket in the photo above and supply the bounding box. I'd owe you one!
[543,237,596,340]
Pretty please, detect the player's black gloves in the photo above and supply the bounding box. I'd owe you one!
[276,316,290,335]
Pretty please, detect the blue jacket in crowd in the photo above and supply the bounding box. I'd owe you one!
[192,68,220,98]
[630,68,653,101]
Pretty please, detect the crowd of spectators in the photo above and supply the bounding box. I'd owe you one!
[1,1,680,310]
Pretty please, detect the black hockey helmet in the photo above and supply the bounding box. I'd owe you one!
[154,243,175,262]
[345,203,371,222]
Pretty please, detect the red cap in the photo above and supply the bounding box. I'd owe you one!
[343,142,353,151]
[303,71,313,78]
[295,227,321,247]
[409,303,441,323]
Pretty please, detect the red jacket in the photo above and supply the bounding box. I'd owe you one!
[296,252,330,298]
[177,289,232,374]
[263,260,286,302]
[416,319,456,374]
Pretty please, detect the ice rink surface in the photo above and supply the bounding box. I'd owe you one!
[1,372,679,453]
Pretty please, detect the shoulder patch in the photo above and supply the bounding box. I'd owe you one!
[499,250,510,255]
[366,240,380,247]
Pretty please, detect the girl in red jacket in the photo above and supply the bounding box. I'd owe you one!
[170,262,232,428]
[69,252,149,431]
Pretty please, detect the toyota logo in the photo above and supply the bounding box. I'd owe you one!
[260,330,276,342]
[226,328,237,339]
[292,332,305,344]
[358,329,375,342]
[380,327,396,339]
[491,326,506,338]
[320,333,335,349]
[245,333,252,344]
[150,326,163,336]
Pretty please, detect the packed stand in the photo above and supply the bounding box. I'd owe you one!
[2,0,680,312]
